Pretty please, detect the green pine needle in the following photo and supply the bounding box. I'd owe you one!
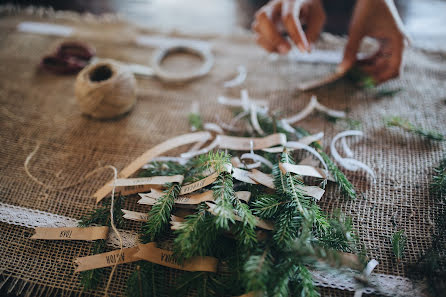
[141,183,181,243]
[391,230,407,262]
[126,262,166,297]
[430,156,446,199]
[189,113,203,131]
[385,116,444,141]
[79,240,107,291]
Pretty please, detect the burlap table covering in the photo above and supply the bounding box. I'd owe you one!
[0,9,445,297]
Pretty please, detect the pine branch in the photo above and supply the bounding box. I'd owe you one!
[79,240,107,291]
[244,247,273,293]
[173,203,219,261]
[385,116,444,141]
[252,194,285,219]
[189,113,203,131]
[79,195,125,228]
[141,183,181,243]
[212,172,236,230]
[430,156,446,199]
[171,271,228,297]
[139,161,187,178]
[290,265,320,297]
[391,230,407,262]
[317,210,358,253]
[126,262,166,297]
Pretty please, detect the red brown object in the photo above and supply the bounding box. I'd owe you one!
[40,41,95,74]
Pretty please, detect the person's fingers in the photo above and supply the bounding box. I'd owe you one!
[374,38,404,84]
[281,0,310,52]
[360,55,388,78]
[256,4,291,54]
[339,0,372,73]
[304,0,326,44]
[255,35,277,53]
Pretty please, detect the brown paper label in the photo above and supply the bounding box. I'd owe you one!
[113,175,184,187]
[248,169,275,189]
[135,243,218,272]
[217,133,286,151]
[31,226,108,241]
[279,163,324,179]
[75,246,140,272]
[118,184,156,196]
[94,131,212,202]
[297,185,325,201]
[179,172,219,195]
[206,203,273,230]
[175,191,214,204]
[232,168,257,184]
[298,69,346,91]
[140,190,250,206]
[122,209,149,222]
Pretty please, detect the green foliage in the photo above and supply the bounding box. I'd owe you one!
[126,262,166,297]
[79,195,125,228]
[141,183,181,243]
[139,161,187,177]
[78,196,125,290]
[391,230,407,262]
[199,151,231,174]
[79,240,107,291]
[430,156,446,199]
[375,88,402,99]
[346,67,375,89]
[172,271,228,297]
[173,204,219,261]
[244,247,274,293]
[189,113,203,131]
[290,265,320,297]
[385,116,444,141]
[318,211,358,253]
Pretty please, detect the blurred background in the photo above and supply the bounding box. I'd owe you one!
[1,0,446,48]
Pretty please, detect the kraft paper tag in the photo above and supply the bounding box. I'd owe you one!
[139,190,250,205]
[279,163,324,179]
[122,209,149,222]
[117,184,161,196]
[297,69,346,91]
[248,169,324,200]
[248,169,275,189]
[135,242,218,272]
[31,226,109,241]
[75,246,140,272]
[217,134,286,151]
[112,175,184,187]
[179,172,219,195]
[232,168,257,184]
[206,203,273,231]
[296,185,325,201]
[94,131,212,202]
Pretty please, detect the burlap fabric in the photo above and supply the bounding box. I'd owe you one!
[0,9,445,297]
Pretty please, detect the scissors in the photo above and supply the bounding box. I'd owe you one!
[41,41,214,83]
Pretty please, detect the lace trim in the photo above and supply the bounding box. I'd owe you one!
[0,202,427,296]
[0,202,136,249]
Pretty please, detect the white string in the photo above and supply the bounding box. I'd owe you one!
[223,65,247,88]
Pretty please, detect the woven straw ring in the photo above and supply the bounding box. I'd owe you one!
[151,43,214,83]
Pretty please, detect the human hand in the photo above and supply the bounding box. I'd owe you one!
[339,0,409,85]
[252,0,326,54]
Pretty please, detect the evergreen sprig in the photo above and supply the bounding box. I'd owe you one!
[126,262,166,297]
[189,113,203,131]
[430,156,446,199]
[141,182,181,243]
[385,116,444,141]
[391,230,407,262]
[78,195,125,290]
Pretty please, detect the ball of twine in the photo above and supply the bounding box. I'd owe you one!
[75,60,137,120]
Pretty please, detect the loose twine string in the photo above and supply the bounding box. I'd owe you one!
[24,142,123,296]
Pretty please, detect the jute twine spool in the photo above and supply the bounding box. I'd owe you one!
[75,60,137,119]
